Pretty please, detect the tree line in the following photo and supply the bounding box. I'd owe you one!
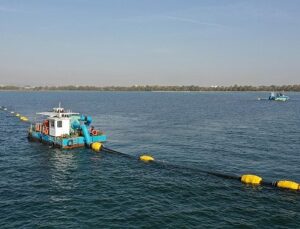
[1,84,300,92]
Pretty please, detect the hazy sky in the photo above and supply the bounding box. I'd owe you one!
[0,0,299,86]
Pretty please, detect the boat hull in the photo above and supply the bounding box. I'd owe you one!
[28,130,106,149]
[274,97,288,102]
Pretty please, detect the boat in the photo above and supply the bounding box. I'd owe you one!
[28,104,106,149]
[268,92,289,101]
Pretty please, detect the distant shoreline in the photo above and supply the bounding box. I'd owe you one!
[1,85,300,92]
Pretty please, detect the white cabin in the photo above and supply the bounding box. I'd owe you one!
[48,117,70,137]
[37,105,79,137]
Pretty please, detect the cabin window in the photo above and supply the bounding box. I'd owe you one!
[50,120,55,127]
[57,121,62,128]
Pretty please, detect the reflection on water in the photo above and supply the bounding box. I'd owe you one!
[50,150,78,192]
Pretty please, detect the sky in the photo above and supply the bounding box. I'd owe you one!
[0,0,300,86]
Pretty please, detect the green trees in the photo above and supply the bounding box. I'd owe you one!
[1,84,300,92]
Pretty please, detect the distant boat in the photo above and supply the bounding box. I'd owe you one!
[268,92,289,101]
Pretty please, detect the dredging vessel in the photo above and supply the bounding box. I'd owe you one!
[268,92,289,101]
[28,104,106,149]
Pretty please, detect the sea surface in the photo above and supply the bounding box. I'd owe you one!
[0,91,299,228]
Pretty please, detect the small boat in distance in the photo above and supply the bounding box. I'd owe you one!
[268,92,289,101]
[258,92,289,101]
[28,104,106,149]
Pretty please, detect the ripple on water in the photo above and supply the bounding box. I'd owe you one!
[0,92,299,228]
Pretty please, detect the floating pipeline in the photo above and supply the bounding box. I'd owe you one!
[20,116,29,122]
[274,180,300,191]
[139,155,155,162]
[92,145,299,192]
[91,142,103,152]
[1,105,299,192]
[102,146,135,159]
[241,174,262,185]
[0,106,30,123]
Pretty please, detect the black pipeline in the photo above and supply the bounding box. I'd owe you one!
[92,143,300,192]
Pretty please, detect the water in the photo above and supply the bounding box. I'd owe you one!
[0,91,299,228]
